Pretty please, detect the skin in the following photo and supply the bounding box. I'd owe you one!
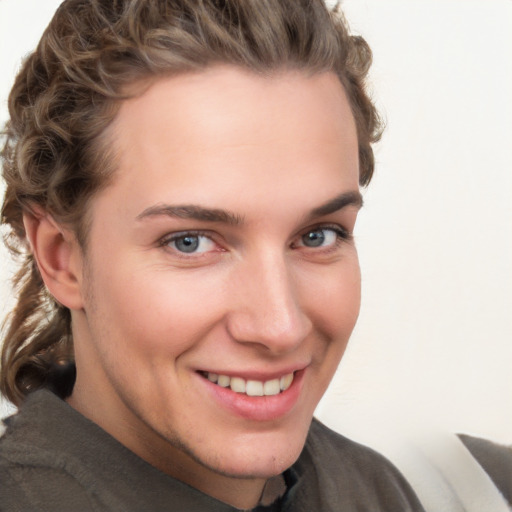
[28,67,362,509]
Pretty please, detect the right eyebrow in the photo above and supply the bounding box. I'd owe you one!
[135,204,244,226]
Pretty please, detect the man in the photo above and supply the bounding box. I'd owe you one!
[0,1,424,510]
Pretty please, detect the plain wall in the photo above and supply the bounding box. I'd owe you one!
[317,0,512,450]
[1,0,511,463]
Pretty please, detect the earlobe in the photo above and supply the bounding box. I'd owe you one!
[23,210,84,310]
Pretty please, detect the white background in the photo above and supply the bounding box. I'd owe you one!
[1,0,511,468]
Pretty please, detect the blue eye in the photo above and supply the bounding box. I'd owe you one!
[299,228,345,248]
[167,234,216,254]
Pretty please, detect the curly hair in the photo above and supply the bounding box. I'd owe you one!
[0,0,382,406]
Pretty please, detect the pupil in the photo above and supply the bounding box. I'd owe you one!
[303,230,324,247]
[176,236,199,253]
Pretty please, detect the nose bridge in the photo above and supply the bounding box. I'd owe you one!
[227,248,311,351]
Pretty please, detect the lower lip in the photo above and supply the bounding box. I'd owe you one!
[199,370,305,422]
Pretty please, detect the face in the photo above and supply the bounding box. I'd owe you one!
[69,66,361,503]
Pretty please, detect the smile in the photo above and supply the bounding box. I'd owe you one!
[201,372,294,396]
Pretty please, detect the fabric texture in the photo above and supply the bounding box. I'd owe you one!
[0,390,425,512]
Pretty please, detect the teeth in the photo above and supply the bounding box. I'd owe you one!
[280,373,293,391]
[230,377,246,393]
[217,375,230,387]
[204,372,294,396]
[263,379,281,396]
[246,380,264,396]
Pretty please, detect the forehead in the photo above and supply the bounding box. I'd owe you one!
[97,66,359,219]
[114,66,356,150]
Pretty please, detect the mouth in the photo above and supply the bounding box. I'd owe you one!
[199,371,294,397]
[197,368,305,421]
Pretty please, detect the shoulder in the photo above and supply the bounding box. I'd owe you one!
[0,458,33,511]
[0,454,97,512]
[0,392,103,512]
[288,418,425,512]
[459,433,512,506]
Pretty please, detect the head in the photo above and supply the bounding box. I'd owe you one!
[1,0,381,507]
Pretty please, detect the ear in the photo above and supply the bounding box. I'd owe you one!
[23,209,85,310]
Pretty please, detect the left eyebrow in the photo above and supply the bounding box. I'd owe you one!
[306,191,363,220]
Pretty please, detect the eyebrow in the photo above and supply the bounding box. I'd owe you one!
[136,204,243,225]
[307,190,363,219]
[135,191,363,225]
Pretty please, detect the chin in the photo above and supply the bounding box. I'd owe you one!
[210,452,298,480]
[198,427,309,479]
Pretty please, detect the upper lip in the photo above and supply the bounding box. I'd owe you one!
[197,364,308,381]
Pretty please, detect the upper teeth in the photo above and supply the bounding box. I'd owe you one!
[206,372,294,396]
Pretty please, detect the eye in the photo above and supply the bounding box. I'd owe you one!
[165,233,217,254]
[295,227,349,249]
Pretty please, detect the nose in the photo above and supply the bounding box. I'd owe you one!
[225,252,312,354]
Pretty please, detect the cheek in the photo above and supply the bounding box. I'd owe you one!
[305,258,360,393]
[87,259,227,357]
[306,258,360,385]
[305,255,361,337]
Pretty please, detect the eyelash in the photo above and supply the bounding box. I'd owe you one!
[159,225,352,257]
[294,225,352,249]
